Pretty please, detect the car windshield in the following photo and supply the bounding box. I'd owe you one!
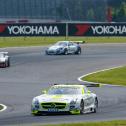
[47,86,82,95]
[55,41,68,46]
[0,53,4,57]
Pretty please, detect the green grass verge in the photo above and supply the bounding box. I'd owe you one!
[0,37,126,48]
[82,66,126,86]
[31,120,126,126]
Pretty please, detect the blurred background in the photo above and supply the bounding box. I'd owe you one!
[0,0,125,23]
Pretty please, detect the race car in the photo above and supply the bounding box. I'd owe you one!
[0,52,10,67]
[31,84,98,115]
[45,41,81,55]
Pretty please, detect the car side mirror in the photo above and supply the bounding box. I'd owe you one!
[42,90,47,94]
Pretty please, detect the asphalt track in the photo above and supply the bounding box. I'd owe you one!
[0,43,126,126]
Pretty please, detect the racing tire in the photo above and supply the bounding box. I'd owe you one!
[75,48,81,55]
[80,100,85,114]
[4,61,8,67]
[7,59,10,67]
[3,63,6,68]
[64,49,68,55]
[93,98,98,113]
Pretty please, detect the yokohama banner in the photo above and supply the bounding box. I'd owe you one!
[0,23,66,36]
[68,23,126,36]
[0,23,126,37]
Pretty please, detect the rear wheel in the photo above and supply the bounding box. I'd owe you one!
[93,98,98,113]
[7,59,10,67]
[4,61,8,67]
[64,49,68,55]
[80,100,85,114]
[75,47,81,55]
[4,63,6,67]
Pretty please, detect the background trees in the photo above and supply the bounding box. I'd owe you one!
[108,0,126,21]
[0,0,125,22]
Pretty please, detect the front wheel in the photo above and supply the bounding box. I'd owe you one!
[80,100,85,114]
[93,98,98,113]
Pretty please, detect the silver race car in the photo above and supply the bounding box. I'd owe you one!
[31,84,98,115]
[45,41,81,55]
[0,52,10,67]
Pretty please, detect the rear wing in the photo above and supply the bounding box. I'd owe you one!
[71,41,85,44]
[81,83,101,87]
[0,52,8,54]
[53,83,100,87]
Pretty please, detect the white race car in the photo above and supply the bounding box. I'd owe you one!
[31,84,98,115]
[45,41,81,55]
[0,52,10,67]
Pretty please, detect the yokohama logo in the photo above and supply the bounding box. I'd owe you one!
[74,24,126,36]
[7,25,59,35]
[91,25,126,35]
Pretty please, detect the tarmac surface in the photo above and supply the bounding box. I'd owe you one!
[0,43,126,125]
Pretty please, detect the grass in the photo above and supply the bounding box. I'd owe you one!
[0,37,126,48]
[29,120,126,126]
[82,66,126,86]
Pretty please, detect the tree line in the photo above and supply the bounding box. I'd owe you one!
[57,0,126,22]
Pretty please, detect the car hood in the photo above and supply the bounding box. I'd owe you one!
[48,45,64,50]
[36,94,81,103]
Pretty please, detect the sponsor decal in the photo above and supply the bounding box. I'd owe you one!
[91,25,126,35]
[7,25,59,35]
[0,23,126,37]
[68,23,126,36]
[0,23,66,36]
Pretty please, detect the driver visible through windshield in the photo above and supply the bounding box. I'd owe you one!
[47,86,82,95]
[55,41,68,46]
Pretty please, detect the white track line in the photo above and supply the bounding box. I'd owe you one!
[78,66,124,87]
[0,104,7,112]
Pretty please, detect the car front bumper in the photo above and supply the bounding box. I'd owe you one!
[31,102,80,115]
[46,49,64,55]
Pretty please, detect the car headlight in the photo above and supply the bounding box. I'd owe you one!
[33,98,39,109]
[69,100,77,110]
[57,48,63,51]
[33,98,39,104]
[70,100,77,105]
[60,48,63,50]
